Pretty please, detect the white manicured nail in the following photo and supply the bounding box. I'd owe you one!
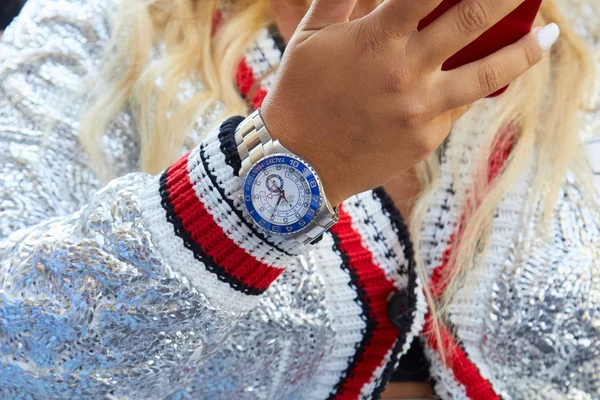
[536,23,560,52]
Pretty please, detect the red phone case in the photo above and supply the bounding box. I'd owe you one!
[418,0,543,97]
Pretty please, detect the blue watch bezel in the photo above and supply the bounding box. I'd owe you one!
[243,154,322,234]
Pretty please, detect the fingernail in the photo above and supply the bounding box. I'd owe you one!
[535,23,560,52]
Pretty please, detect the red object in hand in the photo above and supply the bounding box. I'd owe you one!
[418,0,543,97]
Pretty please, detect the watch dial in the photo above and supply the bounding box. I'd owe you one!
[243,155,321,234]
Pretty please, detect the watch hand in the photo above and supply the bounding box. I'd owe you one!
[272,180,289,203]
[270,194,283,220]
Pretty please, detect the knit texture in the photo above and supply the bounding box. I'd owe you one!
[140,127,301,312]
[160,153,283,293]
[0,2,598,397]
[328,208,400,398]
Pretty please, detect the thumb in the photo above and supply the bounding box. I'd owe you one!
[303,0,358,28]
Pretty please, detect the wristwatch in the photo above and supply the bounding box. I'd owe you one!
[235,109,340,245]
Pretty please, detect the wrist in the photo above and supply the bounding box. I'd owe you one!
[260,99,348,207]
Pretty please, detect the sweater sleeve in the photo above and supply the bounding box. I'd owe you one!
[0,0,305,398]
[0,123,304,398]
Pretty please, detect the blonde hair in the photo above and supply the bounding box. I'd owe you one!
[80,0,269,178]
[80,0,597,363]
[411,2,597,361]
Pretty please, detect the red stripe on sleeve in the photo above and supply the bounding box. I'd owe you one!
[165,152,284,291]
[425,126,516,399]
[236,58,268,111]
[330,207,400,399]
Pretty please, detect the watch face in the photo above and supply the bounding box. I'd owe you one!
[243,154,322,234]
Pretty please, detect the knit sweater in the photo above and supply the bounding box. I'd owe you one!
[0,0,598,399]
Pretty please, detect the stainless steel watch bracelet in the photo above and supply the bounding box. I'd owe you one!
[235,109,340,245]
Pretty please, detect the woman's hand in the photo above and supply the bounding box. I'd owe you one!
[261,0,557,206]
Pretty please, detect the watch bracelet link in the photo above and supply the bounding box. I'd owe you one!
[234,109,340,245]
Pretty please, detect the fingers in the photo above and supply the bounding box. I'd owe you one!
[370,0,445,36]
[303,0,359,28]
[438,24,559,110]
[409,0,526,68]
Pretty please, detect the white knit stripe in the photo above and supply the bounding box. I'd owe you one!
[407,276,428,355]
[138,175,259,314]
[417,109,481,274]
[200,133,299,261]
[415,100,508,399]
[449,164,535,397]
[245,28,281,92]
[417,164,461,278]
[418,100,496,278]
[188,147,288,269]
[246,29,281,76]
[343,192,410,290]
[307,233,366,400]
[201,132,298,255]
[418,172,460,274]
[423,342,470,400]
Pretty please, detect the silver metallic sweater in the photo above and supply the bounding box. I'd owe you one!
[0,0,599,399]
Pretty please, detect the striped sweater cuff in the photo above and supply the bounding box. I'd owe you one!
[139,118,304,313]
